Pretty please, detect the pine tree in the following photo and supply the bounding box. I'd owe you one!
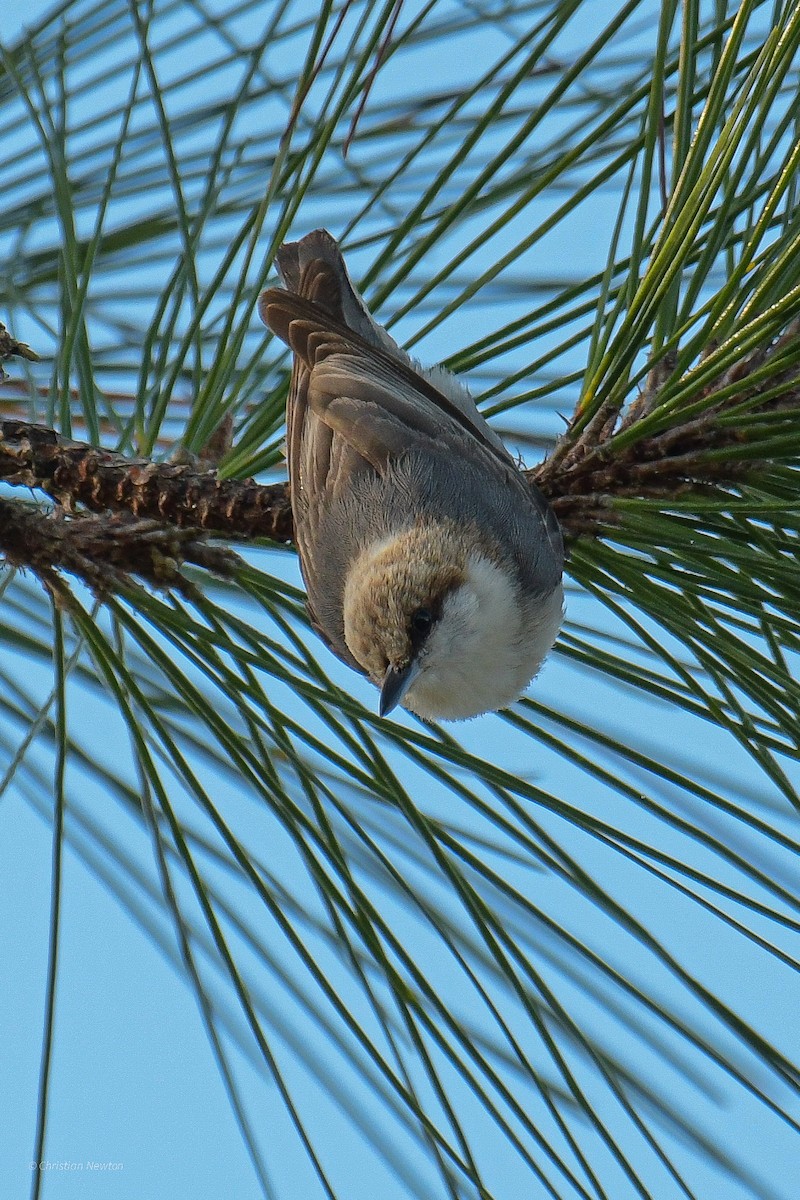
[2,2,799,1197]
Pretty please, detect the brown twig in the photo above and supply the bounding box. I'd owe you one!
[0,498,239,596]
[0,322,39,371]
[529,326,800,535]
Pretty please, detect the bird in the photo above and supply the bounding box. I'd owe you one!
[258,230,564,721]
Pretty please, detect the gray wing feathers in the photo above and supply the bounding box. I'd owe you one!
[274,229,396,352]
[268,229,511,457]
[260,285,515,467]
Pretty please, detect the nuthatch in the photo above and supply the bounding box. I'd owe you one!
[258,230,563,721]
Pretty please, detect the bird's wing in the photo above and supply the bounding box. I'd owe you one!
[259,283,513,477]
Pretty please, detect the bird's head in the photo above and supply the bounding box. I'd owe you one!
[342,521,562,721]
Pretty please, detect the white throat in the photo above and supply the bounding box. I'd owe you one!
[405,553,563,721]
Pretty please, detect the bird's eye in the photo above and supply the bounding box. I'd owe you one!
[410,607,433,640]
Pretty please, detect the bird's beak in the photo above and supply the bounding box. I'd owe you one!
[379,660,421,717]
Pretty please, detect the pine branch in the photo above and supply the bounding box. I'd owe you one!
[0,497,240,595]
[2,309,799,590]
[0,418,293,534]
[0,420,286,590]
[537,319,800,531]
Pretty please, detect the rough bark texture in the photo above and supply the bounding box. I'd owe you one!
[0,420,293,541]
[0,496,239,595]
